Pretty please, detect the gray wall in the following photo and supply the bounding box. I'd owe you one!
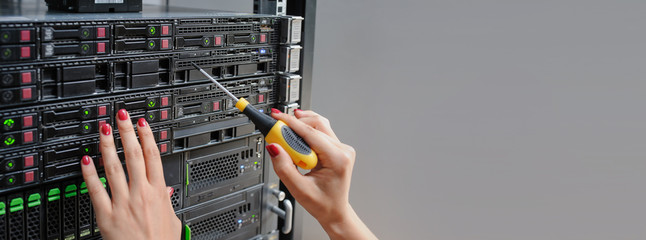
[304,0,646,239]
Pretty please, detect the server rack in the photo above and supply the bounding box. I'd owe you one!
[0,0,314,238]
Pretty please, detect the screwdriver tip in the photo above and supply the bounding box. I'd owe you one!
[190,62,200,69]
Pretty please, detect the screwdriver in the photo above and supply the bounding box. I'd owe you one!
[191,62,318,170]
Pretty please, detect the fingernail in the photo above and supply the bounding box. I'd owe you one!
[271,108,281,114]
[82,155,91,165]
[101,124,111,135]
[294,109,302,112]
[266,144,279,157]
[117,109,128,121]
[137,118,147,127]
[168,187,174,197]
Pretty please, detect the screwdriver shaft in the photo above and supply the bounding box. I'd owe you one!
[191,62,239,102]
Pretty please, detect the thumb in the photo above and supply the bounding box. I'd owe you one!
[266,143,308,194]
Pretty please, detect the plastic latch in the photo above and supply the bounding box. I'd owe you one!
[185,163,189,186]
[65,184,77,198]
[80,182,88,194]
[184,225,191,240]
[0,202,5,216]
[100,177,107,188]
[9,197,23,213]
[48,188,61,202]
[27,193,41,207]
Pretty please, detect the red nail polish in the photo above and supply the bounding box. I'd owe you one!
[101,124,111,135]
[271,108,281,114]
[266,144,279,157]
[82,155,91,165]
[137,118,147,127]
[117,109,128,121]
[294,109,302,112]
[168,187,174,197]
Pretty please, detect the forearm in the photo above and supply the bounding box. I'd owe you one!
[319,205,378,240]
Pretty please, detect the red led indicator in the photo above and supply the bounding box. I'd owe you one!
[23,131,34,144]
[97,27,106,38]
[258,94,264,103]
[98,105,107,116]
[162,25,170,36]
[24,171,34,183]
[22,115,33,128]
[160,143,168,153]
[21,88,32,100]
[160,130,168,140]
[20,30,30,42]
[23,155,35,168]
[21,72,32,84]
[160,110,168,120]
[20,46,30,58]
[214,36,222,45]
[161,97,169,107]
[260,34,267,43]
[97,42,106,53]
[213,101,220,111]
[161,39,169,49]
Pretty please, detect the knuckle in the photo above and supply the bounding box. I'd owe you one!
[104,160,123,174]
[126,145,144,158]
[143,145,160,158]
[87,183,105,196]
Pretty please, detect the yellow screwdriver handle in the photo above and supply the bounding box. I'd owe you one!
[265,120,318,170]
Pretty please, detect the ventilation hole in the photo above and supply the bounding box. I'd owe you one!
[188,153,240,192]
[190,209,237,240]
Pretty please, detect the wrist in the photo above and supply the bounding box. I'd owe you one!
[317,204,363,240]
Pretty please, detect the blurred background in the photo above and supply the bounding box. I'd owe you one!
[155,0,646,239]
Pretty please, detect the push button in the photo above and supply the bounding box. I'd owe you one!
[80,122,92,134]
[2,134,16,147]
[4,159,16,171]
[214,36,222,46]
[20,30,30,42]
[23,155,35,168]
[80,107,92,119]
[159,143,168,153]
[145,112,156,122]
[258,94,264,103]
[22,115,33,128]
[260,34,267,43]
[24,171,34,183]
[22,130,34,144]
[20,46,30,59]
[159,130,168,140]
[161,97,169,107]
[97,42,106,53]
[160,110,168,120]
[21,72,32,84]
[161,39,170,50]
[97,27,106,38]
[213,101,220,111]
[2,117,16,131]
[21,87,32,100]
[161,25,170,36]
[98,105,108,116]
[5,175,17,186]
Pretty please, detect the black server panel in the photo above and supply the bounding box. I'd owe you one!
[1,2,304,239]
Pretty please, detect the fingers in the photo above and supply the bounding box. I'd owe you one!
[99,123,129,200]
[80,155,112,216]
[136,118,165,186]
[270,109,339,157]
[266,144,309,195]
[294,110,339,141]
[116,109,147,185]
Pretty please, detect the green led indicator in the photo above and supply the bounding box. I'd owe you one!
[8,177,14,183]
[84,125,89,130]
[3,49,11,57]
[82,44,89,51]
[252,214,255,218]
[149,41,155,47]
[2,33,8,39]
[7,162,13,168]
[4,137,15,146]
[204,38,209,45]
[82,29,90,37]
[149,27,156,35]
[3,118,14,128]
[254,161,258,165]
[84,147,90,153]
[84,110,89,115]
[148,101,156,107]
[149,114,154,119]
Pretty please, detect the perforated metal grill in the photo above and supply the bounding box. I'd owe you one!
[188,153,239,192]
[177,25,253,34]
[26,206,41,239]
[171,186,181,210]
[47,201,61,237]
[190,210,237,240]
[63,197,75,233]
[79,194,92,227]
[9,211,23,239]
[177,56,252,68]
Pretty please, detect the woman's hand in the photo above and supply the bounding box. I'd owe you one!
[267,109,377,240]
[80,109,181,240]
